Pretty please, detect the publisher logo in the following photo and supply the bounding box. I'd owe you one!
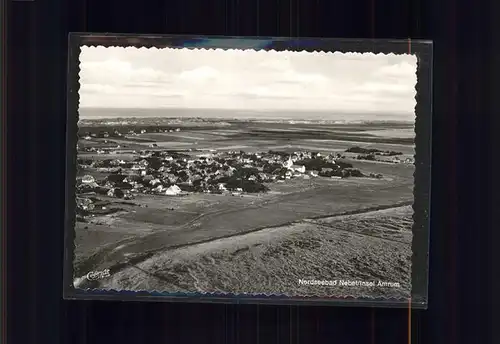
[86,269,111,281]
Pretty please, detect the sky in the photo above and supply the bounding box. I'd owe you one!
[79,46,417,118]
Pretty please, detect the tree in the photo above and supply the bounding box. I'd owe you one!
[109,188,125,198]
[106,174,127,184]
[346,146,381,154]
[145,157,163,170]
[346,169,364,177]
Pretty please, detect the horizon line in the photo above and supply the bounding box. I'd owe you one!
[78,116,415,125]
[78,106,415,116]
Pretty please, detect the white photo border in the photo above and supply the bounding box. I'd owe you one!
[63,33,432,309]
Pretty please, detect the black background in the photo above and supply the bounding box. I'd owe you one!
[3,0,494,343]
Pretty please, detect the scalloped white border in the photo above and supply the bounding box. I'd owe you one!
[81,45,418,59]
[70,43,420,303]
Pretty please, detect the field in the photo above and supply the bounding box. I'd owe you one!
[72,116,415,298]
[95,206,413,299]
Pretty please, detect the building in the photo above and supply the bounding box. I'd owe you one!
[291,165,306,174]
[165,185,182,195]
[81,175,95,184]
[283,156,294,169]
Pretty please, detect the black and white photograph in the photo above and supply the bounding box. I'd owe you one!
[68,41,425,301]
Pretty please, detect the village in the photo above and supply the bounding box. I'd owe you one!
[75,127,415,217]
[77,148,363,200]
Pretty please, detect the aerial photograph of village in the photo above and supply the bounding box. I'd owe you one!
[71,46,417,299]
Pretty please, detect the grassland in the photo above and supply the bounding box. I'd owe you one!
[94,205,413,299]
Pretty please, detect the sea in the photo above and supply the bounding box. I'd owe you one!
[79,107,415,124]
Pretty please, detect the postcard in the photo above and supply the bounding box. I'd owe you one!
[64,35,432,308]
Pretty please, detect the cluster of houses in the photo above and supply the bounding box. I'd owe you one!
[394,156,414,164]
[80,127,181,140]
[355,154,415,164]
[76,149,369,203]
[345,146,414,164]
[79,145,122,155]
